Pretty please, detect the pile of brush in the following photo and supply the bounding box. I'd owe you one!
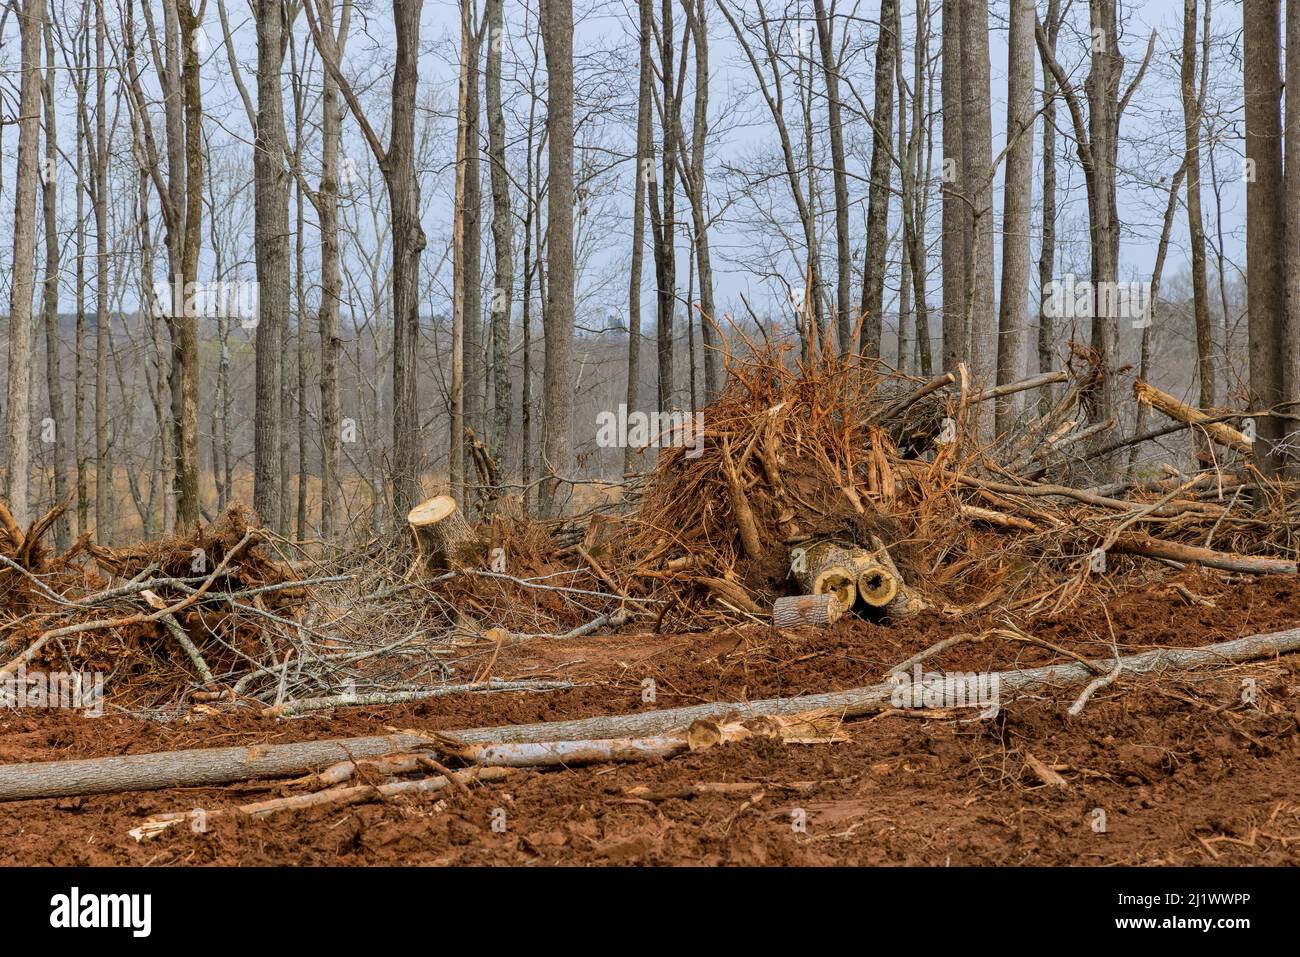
[575,338,1299,629]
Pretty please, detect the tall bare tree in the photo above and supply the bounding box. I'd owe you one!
[538,0,575,516]
[1245,0,1288,479]
[40,7,69,549]
[459,0,484,483]
[939,0,966,372]
[861,0,896,359]
[252,0,291,532]
[995,0,1035,435]
[648,0,680,411]
[960,0,994,396]
[1036,0,1060,412]
[812,0,850,353]
[485,0,513,473]
[679,0,719,401]
[318,0,351,538]
[4,0,46,527]
[625,0,653,473]
[1183,0,1213,410]
[306,0,428,517]
[1283,0,1300,475]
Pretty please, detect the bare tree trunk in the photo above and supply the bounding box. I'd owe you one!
[1246,0,1288,479]
[1036,0,1060,414]
[649,0,677,412]
[960,0,994,396]
[995,0,1035,436]
[896,16,912,375]
[94,0,111,539]
[812,0,851,354]
[252,0,290,533]
[520,40,541,507]
[1183,0,1213,410]
[174,0,205,529]
[538,0,575,517]
[74,41,89,537]
[1084,0,1122,475]
[625,0,652,474]
[485,0,513,479]
[40,10,69,550]
[451,4,472,504]
[911,0,934,376]
[1283,0,1300,475]
[939,0,967,372]
[860,0,896,360]
[682,0,718,401]
[387,0,428,515]
[317,0,350,538]
[460,1,484,494]
[5,0,45,528]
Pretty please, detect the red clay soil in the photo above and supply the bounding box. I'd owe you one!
[3,570,1300,865]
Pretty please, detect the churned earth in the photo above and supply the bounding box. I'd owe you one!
[2,570,1299,865]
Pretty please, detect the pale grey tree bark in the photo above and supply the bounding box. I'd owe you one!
[253,0,291,533]
[1246,0,1288,479]
[995,0,1035,435]
[1183,0,1213,410]
[485,0,513,477]
[538,0,575,517]
[40,9,69,549]
[939,0,967,372]
[459,0,484,488]
[960,0,994,397]
[812,0,851,354]
[1036,0,1060,413]
[625,0,653,474]
[861,0,895,360]
[680,0,718,401]
[5,0,46,528]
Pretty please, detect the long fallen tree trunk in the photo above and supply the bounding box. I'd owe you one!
[1110,535,1298,575]
[3,625,1300,802]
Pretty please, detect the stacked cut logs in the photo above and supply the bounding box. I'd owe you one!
[775,537,923,627]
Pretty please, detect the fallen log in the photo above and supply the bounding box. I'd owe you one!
[772,593,842,627]
[969,370,1068,404]
[7,625,1300,802]
[260,678,577,717]
[958,504,1038,532]
[868,535,928,619]
[1133,379,1253,455]
[792,541,860,610]
[131,766,516,839]
[1108,536,1298,575]
[870,371,955,424]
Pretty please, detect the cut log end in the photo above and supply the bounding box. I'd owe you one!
[853,558,899,608]
[812,568,857,611]
[407,495,458,526]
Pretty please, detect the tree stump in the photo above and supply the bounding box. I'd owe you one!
[772,593,843,628]
[407,496,478,573]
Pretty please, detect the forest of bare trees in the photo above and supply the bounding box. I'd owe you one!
[0,0,1295,543]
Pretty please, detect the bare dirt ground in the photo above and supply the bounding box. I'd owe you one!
[3,569,1300,866]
